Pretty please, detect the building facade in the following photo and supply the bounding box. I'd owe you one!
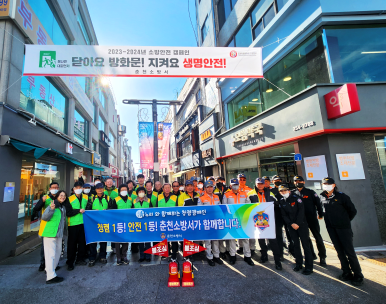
[0,0,123,259]
[195,0,386,246]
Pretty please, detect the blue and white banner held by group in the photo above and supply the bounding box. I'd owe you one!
[23,45,263,78]
[83,203,275,244]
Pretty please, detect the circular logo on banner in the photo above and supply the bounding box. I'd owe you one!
[160,233,166,239]
[136,210,144,219]
[230,50,237,58]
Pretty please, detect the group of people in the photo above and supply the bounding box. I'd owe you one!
[33,173,364,287]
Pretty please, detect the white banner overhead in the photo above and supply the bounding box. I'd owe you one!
[23,45,263,78]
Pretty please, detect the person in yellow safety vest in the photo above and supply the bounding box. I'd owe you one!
[126,180,138,201]
[133,187,152,262]
[83,183,92,197]
[145,180,158,207]
[86,183,112,266]
[108,184,133,265]
[178,180,200,206]
[236,173,252,255]
[191,176,199,192]
[135,174,145,191]
[41,190,83,284]
[197,180,205,196]
[222,179,254,266]
[32,182,60,272]
[154,180,163,195]
[171,181,183,199]
[246,177,283,270]
[214,176,227,203]
[104,177,119,200]
[262,176,272,190]
[198,180,223,266]
[66,181,88,271]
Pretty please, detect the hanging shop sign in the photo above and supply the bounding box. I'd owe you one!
[110,164,119,178]
[23,45,263,78]
[66,143,73,154]
[202,148,213,159]
[200,127,213,143]
[323,84,360,119]
[231,122,263,146]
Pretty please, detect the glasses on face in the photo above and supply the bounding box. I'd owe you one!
[173,185,179,188]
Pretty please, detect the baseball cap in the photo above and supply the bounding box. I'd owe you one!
[185,180,194,186]
[255,178,264,184]
[271,175,281,181]
[322,177,335,184]
[294,176,304,182]
[204,180,215,187]
[95,183,104,189]
[262,176,270,181]
[237,173,246,179]
[83,183,91,188]
[190,177,198,181]
[230,178,239,185]
[278,185,289,191]
[208,176,215,181]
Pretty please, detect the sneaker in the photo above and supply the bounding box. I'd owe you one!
[229,256,236,265]
[213,257,223,265]
[302,269,313,275]
[351,276,364,286]
[339,272,354,281]
[293,265,303,272]
[122,258,129,265]
[38,263,45,272]
[75,260,87,266]
[320,258,327,267]
[206,258,215,266]
[236,247,244,254]
[46,276,64,284]
[138,258,145,262]
[100,258,107,264]
[275,263,283,270]
[244,256,254,266]
[116,260,123,266]
[220,252,227,260]
[88,260,96,267]
[225,251,231,259]
[67,264,74,271]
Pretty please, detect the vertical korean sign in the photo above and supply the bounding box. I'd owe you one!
[157,122,172,169]
[139,122,154,169]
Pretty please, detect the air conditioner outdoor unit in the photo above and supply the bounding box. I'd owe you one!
[118,125,127,134]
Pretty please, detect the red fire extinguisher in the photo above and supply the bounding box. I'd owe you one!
[181,259,194,287]
[167,260,180,287]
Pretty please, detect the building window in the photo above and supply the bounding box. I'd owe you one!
[99,145,108,166]
[77,7,91,45]
[92,141,97,151]
[109,131,115,150]
[74,109,89,146]
[375,136,386,191]
[110,154,116,166]
[276,0,289,11]
[226,29,329,128]
[77,77,87,92]
[196,89,201,102]
[201,16,209,44]
[235,17,252,47]
[93,102,98,124]
[227,38,235,47]
[325,25,386,83]
[29,0,69,45]
[99,89,106,108]
[99,115,105,132]
[251,2,277,40]
[179,136,192,156]
[20,76,67,133]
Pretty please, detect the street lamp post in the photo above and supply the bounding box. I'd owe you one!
[122,99,182,182]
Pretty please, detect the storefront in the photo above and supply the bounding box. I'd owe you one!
[110,164,119,186]
[216,82,386,247]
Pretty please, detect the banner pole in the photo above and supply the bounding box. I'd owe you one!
[153,99,159,182]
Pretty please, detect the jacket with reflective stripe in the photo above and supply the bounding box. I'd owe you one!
[67,194,88,226]
[157,193,178,207]
[246,188,276,203]
[115,196,133,209]
[222,190,248,204]
[104,187,119,200]
[198,193,220,205]
[178,191,200,206]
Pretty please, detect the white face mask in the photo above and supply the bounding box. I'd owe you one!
[50,189,59,195]
[138,192,145,198]
[179,187,184,191]
[74,189,83,195]
[282,192,290,199]
[120,191,128,197]
[322,184,334,192]
[198,184,203,189]
[84,189,91,194]
[231,185,239,191]
[94,181,100,185]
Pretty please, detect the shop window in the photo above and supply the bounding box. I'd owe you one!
[18,157,64,238]
[325,25,386,83]
[227,81,262,128]
[29,0,69,45]
[20,76,67,133]
[74,109,89,146]
[375,136,386,190]
[226,154,259,189]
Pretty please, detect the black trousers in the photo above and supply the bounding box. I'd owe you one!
[306,216,327,259]
[275,214,294,256]
[115,243,128,261]
[131,243,139,253]
[89,242,107,260]
[326,227,363,278]
[289,224,313,270]
[258,238,281,263]
[170,242,179,260]
[139,243,151,259]
[66,224,87,265]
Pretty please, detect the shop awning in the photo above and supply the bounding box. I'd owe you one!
[172,169,190,178]
[10,139,48,159]
[57,154,103,171]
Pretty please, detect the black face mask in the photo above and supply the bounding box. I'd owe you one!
[274,181,281,186]
[296,183,305,188]
[216,182,223,188]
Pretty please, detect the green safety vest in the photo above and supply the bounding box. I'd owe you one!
[67,194,88,226]
[91,195,110,210]
[157,193,178,208]
[147,191,158,207]
[133,198,151,209]
[104,187,119,200]
[42,195,53,214]
[128,190,137,201]
[38,207,62,237]
[115,196,133,209]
